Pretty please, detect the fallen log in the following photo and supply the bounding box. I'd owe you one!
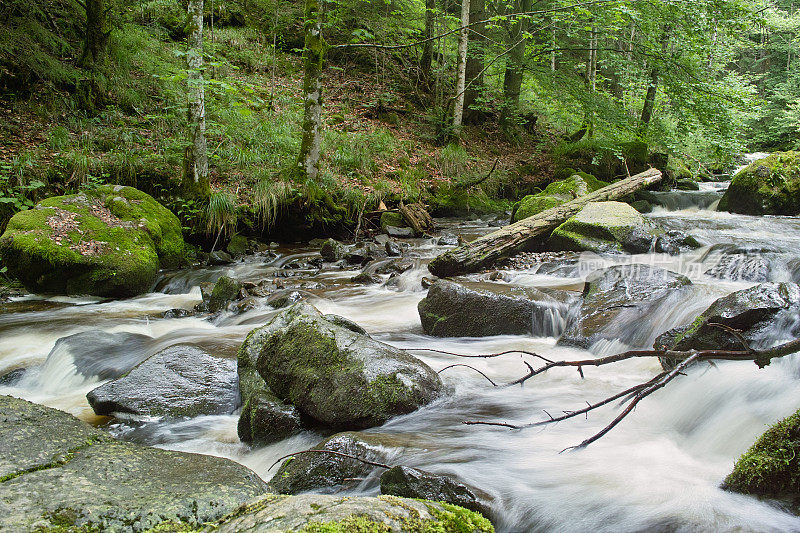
[400,202,435,236]
[428,167,663,277]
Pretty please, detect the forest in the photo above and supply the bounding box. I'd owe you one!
[0,0,800,532]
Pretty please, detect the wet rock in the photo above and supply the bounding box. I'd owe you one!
[380,466,492,517]
[387,226,415,238]
[704,250,771,282]
[43,330,155,380]
[237,390,302,446]
[345,243,379,265]
[0,368,26,385]
[374,259,414,275]
[214,493,493,533]
[0,185,185,297]
[227,234,249,256]
[209,250,234,265]
[654,230,702,255]
[245,303,443,429]
[385,239,402,256]
[162,307,193,319]
[351,271,382,284]
[320,238,345,262]
[322,314,368,335]
[719,151,800,215]
[437,232,460,246]
[723,408,800,500]
[208,275,243,312]
[87,345,239,418]
[230,297,260,315]
[418,279,576,337]
[0,395,267,532]
[269,432,395,494]
[558,265,693,349]
[548,201,660,254]
[675,179,700,190]
[630,199,652,213]
[655,282,800,356]
[421,276,437,289]
[267,289,306,309]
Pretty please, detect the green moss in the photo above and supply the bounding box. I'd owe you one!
[381,211,407,230]
[724,409,800,497]
[208,275,242,312]
[301,515,392,532]
[719,151,800,215]
[511,174,608,222]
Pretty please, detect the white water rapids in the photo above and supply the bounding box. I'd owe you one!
[2,173,800,531]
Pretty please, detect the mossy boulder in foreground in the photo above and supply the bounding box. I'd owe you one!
[510,173,608,223]
[0,185,185,297]
[718,151,800,215]
[548,201,658,254]
[723,409,800,500]
[244,303,443,430]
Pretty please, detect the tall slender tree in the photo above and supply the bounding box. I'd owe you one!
[297,0,326,181]
[183,0,210,198]
[500,0,533,127]
[452,0,471,132]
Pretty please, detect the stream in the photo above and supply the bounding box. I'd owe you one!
[3,161,800,532]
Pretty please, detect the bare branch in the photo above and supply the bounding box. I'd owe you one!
[438,363,498,386]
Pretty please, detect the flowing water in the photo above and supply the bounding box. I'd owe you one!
[3,166,800,531]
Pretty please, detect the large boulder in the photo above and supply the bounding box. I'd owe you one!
[558,264,693,349]
[0,395,267,532]
[718,151,800,215]
[511,173,608,222]
[269,432,397,494]
[87,345,240,418]
[417,279,576,337]
[214,493,494,533]
[723,408,800,501]
[237,390,302,446]
[380,466,492,518]
[0,185,185,297]
[245,303,443,429]
[548,201,660,254]
[655,283,800,354]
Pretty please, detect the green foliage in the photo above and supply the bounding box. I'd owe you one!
[253,180,293,230]
[204,191,238,240]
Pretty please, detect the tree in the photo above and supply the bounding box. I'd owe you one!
[420,0,436,82]
[500,0,533,127]
[463,0,486,123]
[78,0,110,70]
[452,0,471,133]
[183,0,210,198]
[297,0,327,182]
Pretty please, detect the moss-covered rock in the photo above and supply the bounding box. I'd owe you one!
[0,185,185,297]
[244,303,443,429]
[380,466,492,518]
[237,390,302,446]
[548,201,659,254]
[718,151,800,215]
[320,238,345,262]
[213,494,494,532]
[380,212,407,231]
[510,173,608,222]
[723,409,800,499]
[208,275,243,313]
[227,234,249,256]
[0,395,266,532]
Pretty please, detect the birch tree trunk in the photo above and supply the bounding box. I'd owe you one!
[452,0,471,132]
[183,0,210,198]
[297,0,326,181]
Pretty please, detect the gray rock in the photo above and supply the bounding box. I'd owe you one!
[209,250,234,265]
[437,233,460,246]
[0,368,26,385]
[246,303,443,429]
[386,226,415,238]
[380,466,492,517]
[87,345,240,418]
[418,279,576,337]
[385,240,402,256]
[0,395,266,532]
[351,271,382,284]
[269,431,394,494]
[322,314,368,335]
[267,289,306,309]
[558,265,693,349]
[214,493,493,533]
[238,390,302,446]
[705,252,771,282]
[655,282,800,357]
[320,238,345,262]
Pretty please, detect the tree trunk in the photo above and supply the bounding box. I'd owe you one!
[183,0,210,198]
[639,66,659,128]
[463,0,485,124]
[500,0,533,127]
[452,0,471,132]
[297,0,327,181]
[420,0,435,83]
[428,168,664,277]
[79,0,109,70]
